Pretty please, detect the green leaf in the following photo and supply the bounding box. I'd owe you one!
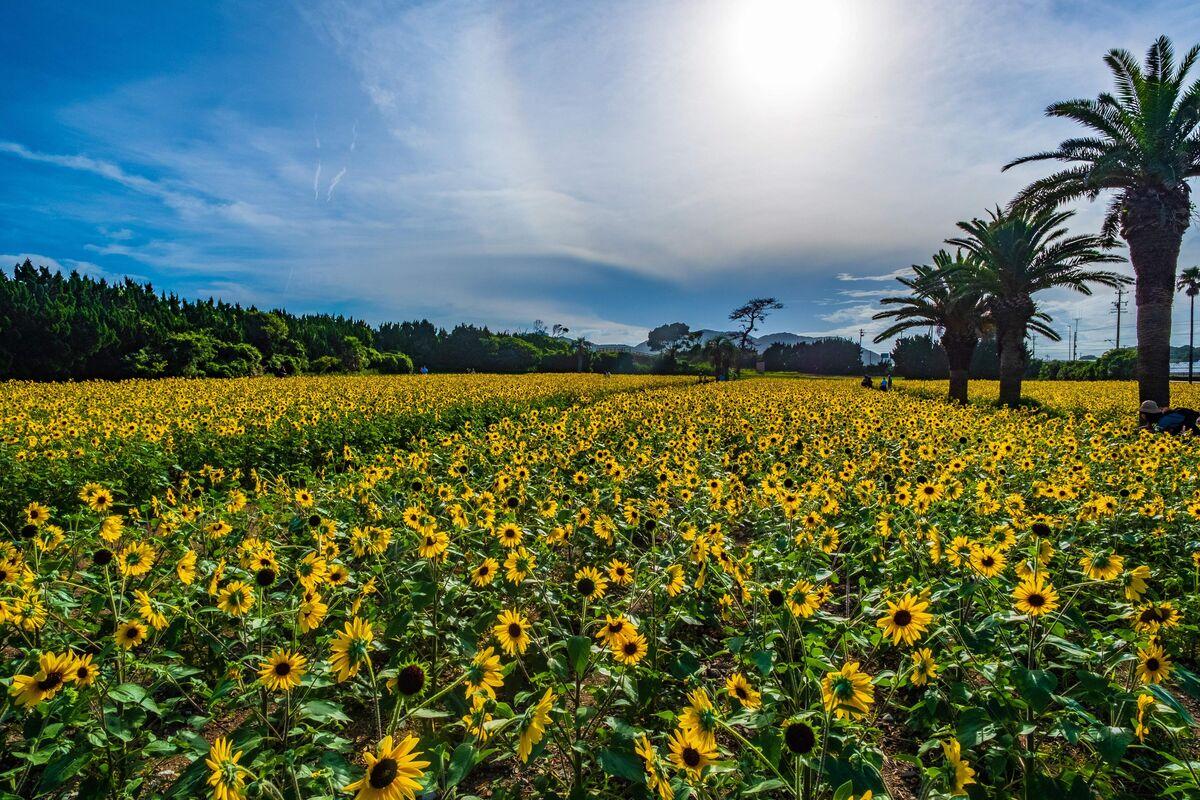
[744,778,787,794]
[445,743,477,788]
[1013,667,1057,712]
[566,635,592,678]
[1090,725,1133,765]
[832,780,855,800]
[598,749,644,783]
[108,683,147,705]
[751,650,774,676]
[1149,684,1197,727]
[298,700,351,723]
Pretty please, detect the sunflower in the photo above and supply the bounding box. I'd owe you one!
[969,545,1006,578]
[574,567,608,600]
[679,688,718,749]
[635,734,673,800]
[1137,643,1172,684]
[494,522,524,548]
[1123,565,1151,601]
[667,726,717,780]
[725,672,762,708]
[294,489,314,507]
[259,649,307,692]
[134,589,169,629]
[942,738,976,795]
[1134,693,1155,741]
[821,661,875,720]
[299,594,328,634]
[611,630,648,666]
[464,646,504,699]
[9,651,76,708]
[71,653,97,687]
[296,552,328,589]
[607,559,633,586]
[217,581,255,617]
[471,557,499,587]
[1080,549,1124,581]
[595,614,635,645]
[116,620,147,650]
[24,502,50,526]
[493,609,531,656]
[461,693,494,741]
[416,527,449,560]
[344,734,429,800]
[910,648,939,686]
[205,737,247,800]
[782,719,817,754]
[876,593,933,646]
[117,541,156,578]
[664,564,686,597]
[787,580,822,618]
[1132,601,1180,634]
[1012,575,1059,617]
[327,563,350,586]
[518,688,555,762]
[330,617,374,682]
[176,550,197,585]
[503,548,536,584]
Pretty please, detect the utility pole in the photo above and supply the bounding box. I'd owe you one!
[1073,317,1082,361]
[1110,286,1127,350]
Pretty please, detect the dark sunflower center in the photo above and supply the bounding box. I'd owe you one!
[577,578,596,596]
[623,641,638,656]
[76,666,90,680]
[38,671,63,691]
[1141,607,1164,623]
[1147,658,1161,671]
[479,565,489,575]
[768,589,785,607]
[126,626,141,639]
[396,664,426,696]
[735,686,747,698]
[893,609,913,627]
[274,662,292,676]
[981,557,994,568]
[508,623,523,639]
[369,757,399,789]
[682,747,701,768]
[784,722,816,754]
[609,622,624,635]
[1027,593,1045,607]
[256,568,276,586]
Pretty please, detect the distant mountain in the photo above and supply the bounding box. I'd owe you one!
[617,329,884,364]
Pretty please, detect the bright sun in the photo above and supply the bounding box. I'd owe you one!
[724,0,849,105]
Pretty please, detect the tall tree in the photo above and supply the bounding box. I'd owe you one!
[946,207,1128,407]
[1178,266,1200,383]
[1004,36,1200,405]
[729,298,782,374]
[873,250,988,404]
[703,336,738,380]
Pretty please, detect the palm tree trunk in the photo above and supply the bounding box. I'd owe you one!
[997,325,1026,408]
[942,332,978,405]
[1124,192,1188,405]
[1180,293,1190,383]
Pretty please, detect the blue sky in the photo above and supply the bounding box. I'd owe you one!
[4,1,1200,352]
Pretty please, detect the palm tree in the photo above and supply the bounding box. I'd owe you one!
[1003,36,1200,405]
[572,337,590,372]
[1178,266,1200,383]
[873,250,988,404]
[946,206,1128,408]
[703,336,737,380]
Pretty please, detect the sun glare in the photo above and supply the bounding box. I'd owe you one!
[724,0,850,105]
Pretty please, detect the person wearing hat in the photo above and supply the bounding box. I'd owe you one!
[1139,399,1200,435]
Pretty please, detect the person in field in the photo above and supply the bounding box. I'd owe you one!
[1138,400,1200,435]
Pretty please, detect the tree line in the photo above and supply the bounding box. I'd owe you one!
[0,260,591,380]
[876,36,1200,407]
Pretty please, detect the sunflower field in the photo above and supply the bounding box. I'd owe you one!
[2,375,1199,800]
